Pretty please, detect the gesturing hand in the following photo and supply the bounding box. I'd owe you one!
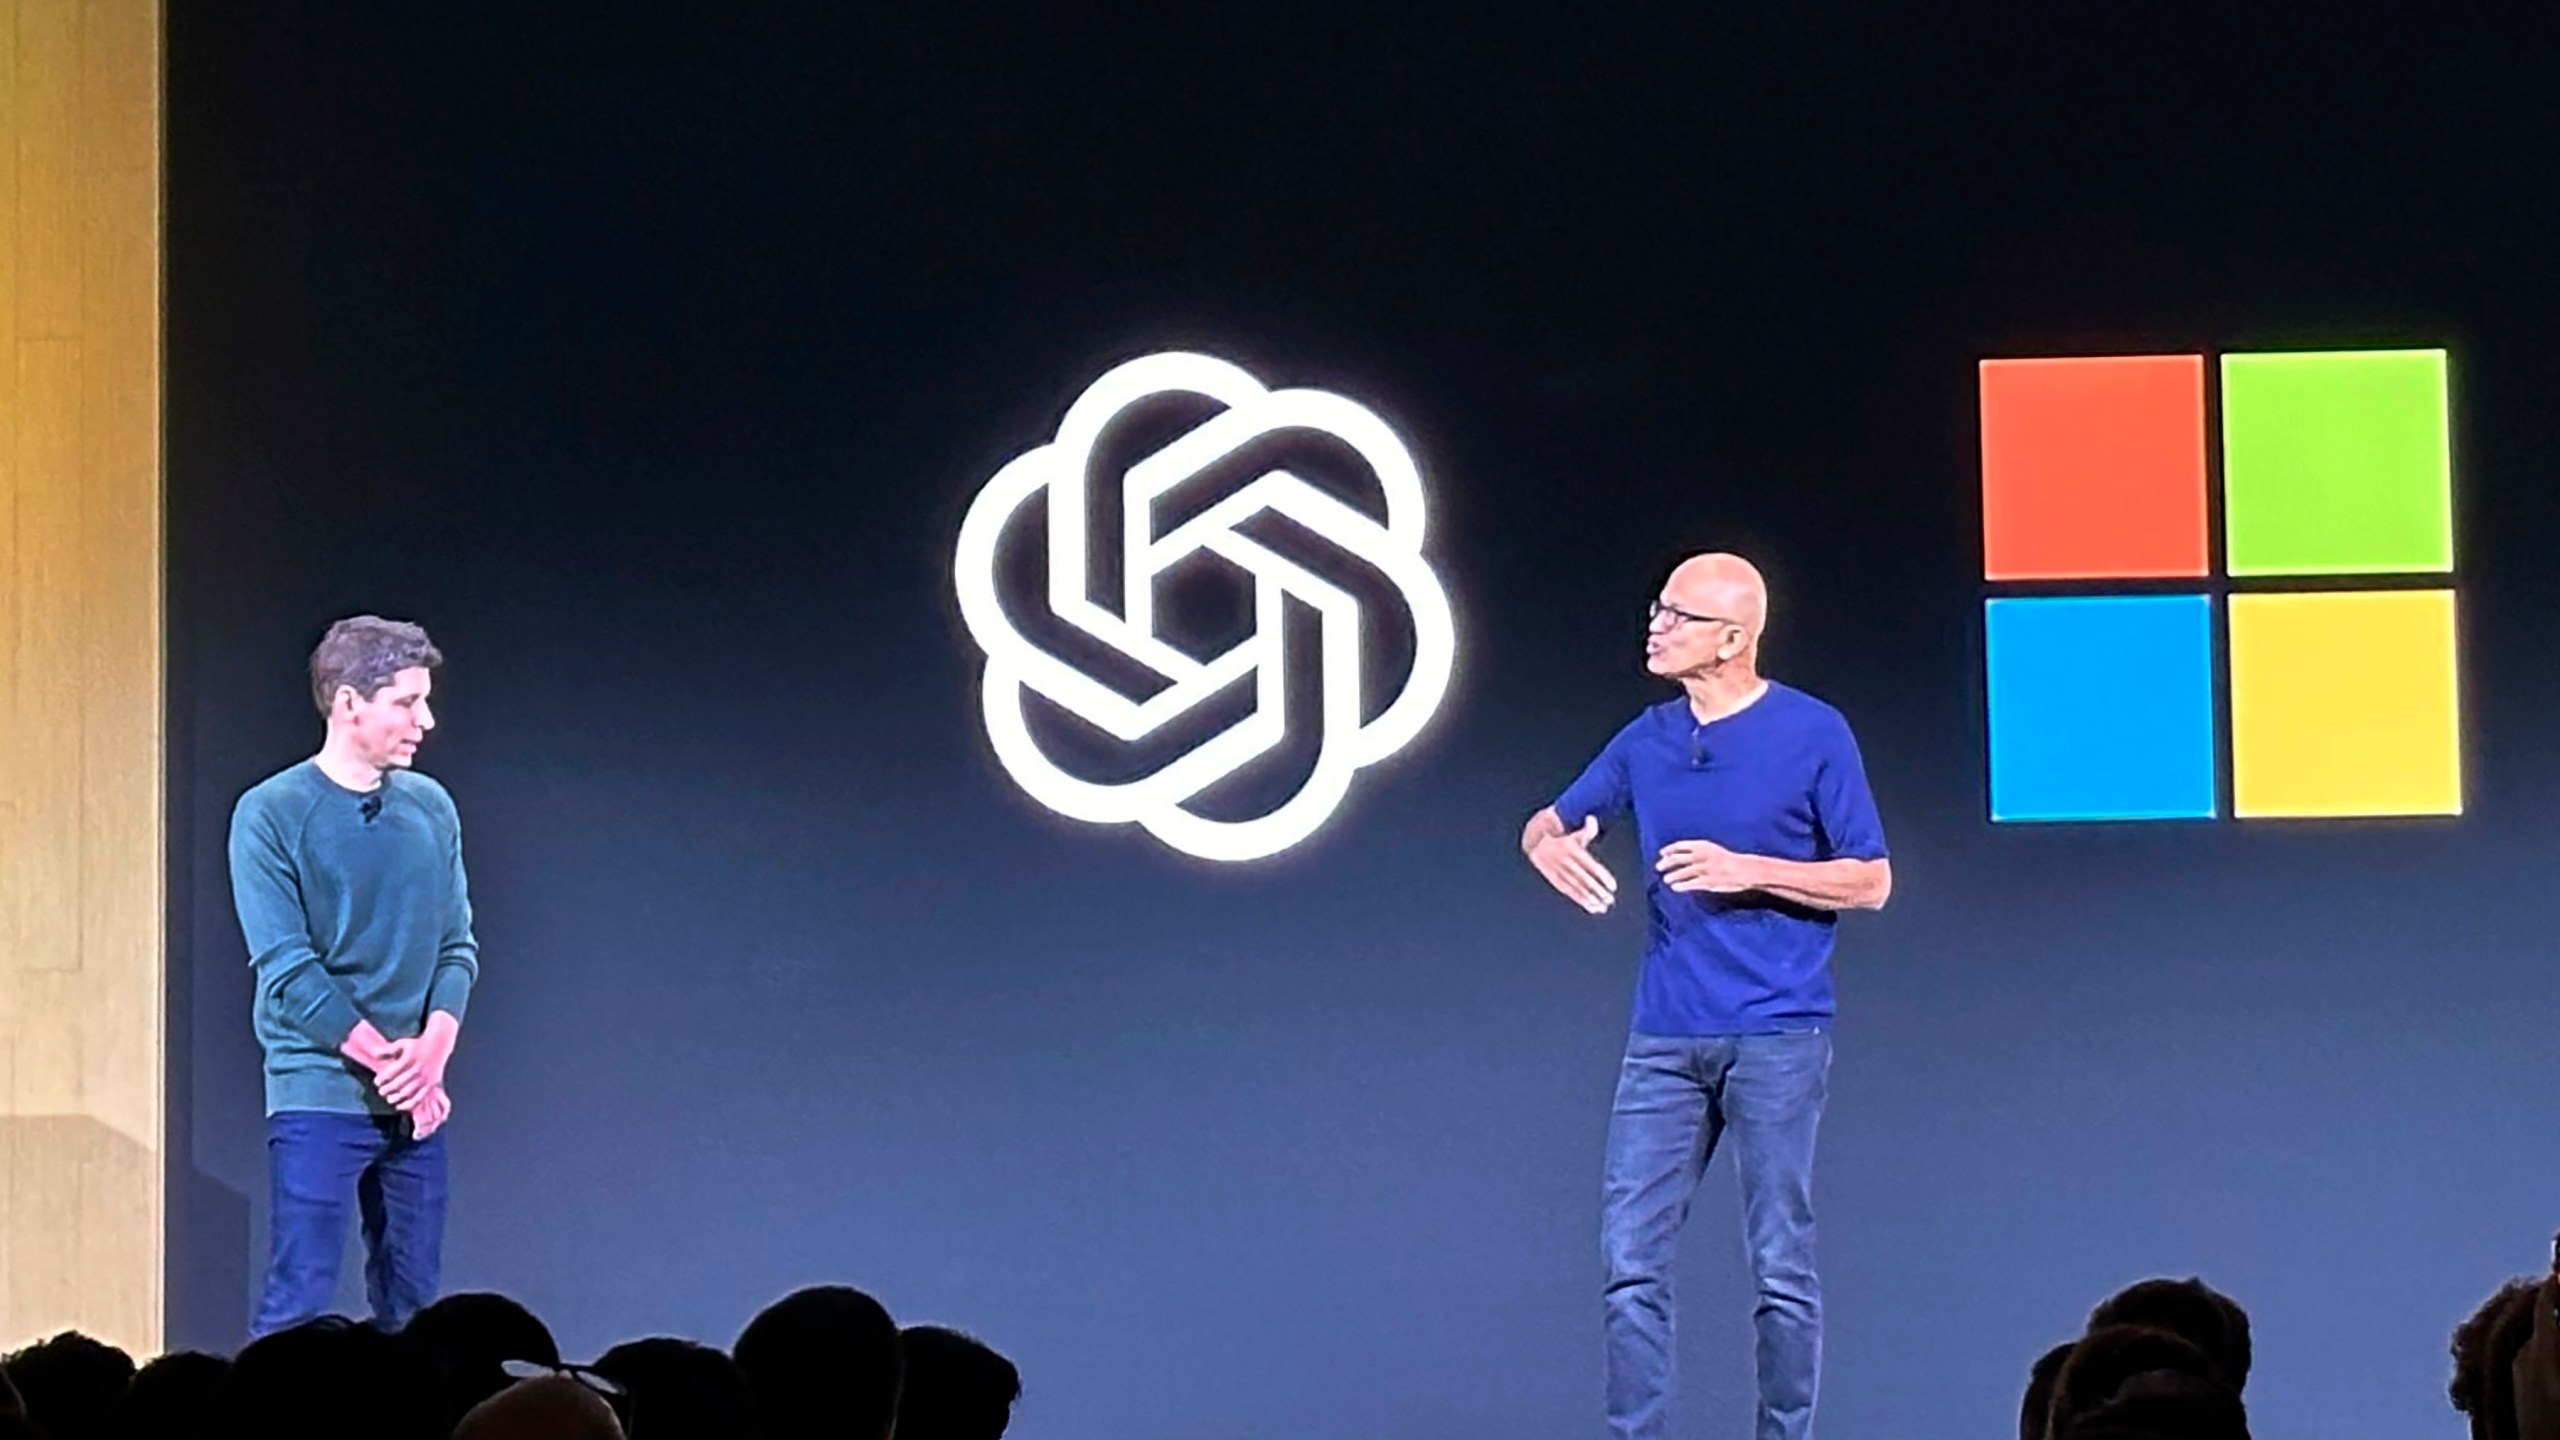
[375,1012,459,1112]
[1531,815,1619,915]
[1656,838,1763,895]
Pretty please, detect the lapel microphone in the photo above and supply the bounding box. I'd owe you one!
[359,791,383,824]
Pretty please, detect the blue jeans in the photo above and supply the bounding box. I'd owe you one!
[1603,1031,1831,1440]
[254,1111,448,1336]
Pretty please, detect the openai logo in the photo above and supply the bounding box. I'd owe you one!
[954,352,1455,861]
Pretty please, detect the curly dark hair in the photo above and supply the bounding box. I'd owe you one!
[2452,1277,2544,1440]
[309,616,442,714]
[2047,1324,2248,1440]
[2089,1277,2253,1392]
[2022,1340,2075,1440]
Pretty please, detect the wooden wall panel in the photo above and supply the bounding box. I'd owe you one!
[0,0,164,1357]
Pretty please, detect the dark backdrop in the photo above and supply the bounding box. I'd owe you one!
[165,8,2560,1437]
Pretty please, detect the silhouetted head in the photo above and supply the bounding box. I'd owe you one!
[895,1326,1021,1440]
[734,1286,902,1440]
[2511,1275,2560,1440]
[592,1336,760,1440]
[108,1351,231,1440]
[2021,1339,2076,1440]
[2088,1277,2252,1391]
[0,1331,136,1440]
[455,1376,624,1440]
[2450,1277,2539,1440]
[2049,1324,2248,1440]
[401,1291,562,1428]
[201,1317,442,1440]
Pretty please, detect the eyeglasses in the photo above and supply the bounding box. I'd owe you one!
[1647,599,1743,632]
[499,1358,633,1428]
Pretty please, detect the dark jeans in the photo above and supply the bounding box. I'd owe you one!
[1602,1031,1831,1440]
[254,1110,448,1337]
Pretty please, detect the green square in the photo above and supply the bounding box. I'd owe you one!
[2220,349,2451,576]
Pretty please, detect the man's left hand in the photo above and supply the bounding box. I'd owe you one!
[376,1011,459,1111]
[1657,839,1764,895]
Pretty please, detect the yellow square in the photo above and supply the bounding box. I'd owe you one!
[2229,589,2461,818]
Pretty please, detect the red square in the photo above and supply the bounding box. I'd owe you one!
[1980,355,2209,580]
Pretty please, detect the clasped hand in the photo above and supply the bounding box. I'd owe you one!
[341,1014,459,1139]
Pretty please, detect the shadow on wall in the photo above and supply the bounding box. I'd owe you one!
[165,1162,251,1355]
[165,700,254,1354]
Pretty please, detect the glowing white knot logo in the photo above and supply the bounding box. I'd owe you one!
[954,352,1456,861]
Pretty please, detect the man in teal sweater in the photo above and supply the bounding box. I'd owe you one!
[228,615,479,1335]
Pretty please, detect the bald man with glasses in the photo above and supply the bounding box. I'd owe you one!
[1522,552,1892,1440]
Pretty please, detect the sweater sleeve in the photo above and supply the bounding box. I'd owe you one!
[229,791,366,1049]
[425,801,480,1023]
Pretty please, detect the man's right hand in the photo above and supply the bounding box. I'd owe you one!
[408,1085,452,1141]
[343,1020,448,1137]
[1528,813,1619,915]
[340,1019,395,1072]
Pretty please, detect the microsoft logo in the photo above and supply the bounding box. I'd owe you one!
[1979,348,2460,822]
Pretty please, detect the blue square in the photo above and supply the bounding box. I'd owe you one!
[1985,595,2218,822]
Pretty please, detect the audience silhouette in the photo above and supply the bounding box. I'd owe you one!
[733,1286,905,1440]
[26,1245,2557,1440]
[4,1281,1020,1440]
[400,1293,562,1431]
[2452,1232,2560,1440]
[0,1332,133,1440]
[2021,1277,2250,1440]
[894,1327,1022,1440]
[591,1337,760,1440]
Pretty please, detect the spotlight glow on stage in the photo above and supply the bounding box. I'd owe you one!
[954,352,1455,861]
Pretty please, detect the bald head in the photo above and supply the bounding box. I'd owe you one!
[454,1378,623,1440]
[1663,552,1768,643]
[1644,551,1771,686]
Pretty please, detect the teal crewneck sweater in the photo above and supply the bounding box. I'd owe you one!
[228,760,480,1117]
